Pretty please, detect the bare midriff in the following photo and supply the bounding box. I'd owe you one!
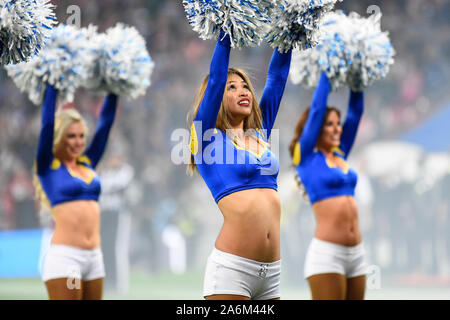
[217,188,281,263]
[312,195,361,246]
[51,200,101,249]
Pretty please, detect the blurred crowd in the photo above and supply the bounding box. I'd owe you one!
[0,0,448,284]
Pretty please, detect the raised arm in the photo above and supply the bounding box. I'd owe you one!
[194,32,231,129]
[339,90,364,158]
[84,94,118,168]
[299,72,331,158]
[36,85,58,174]
[259,49,292,140]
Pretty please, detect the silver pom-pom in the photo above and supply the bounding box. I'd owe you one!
[5,24,96,105]
[290,10,395,91]
[182,0,277,48]
[84,23,154,99]
[0,0,57,65]
[266,0,342,53]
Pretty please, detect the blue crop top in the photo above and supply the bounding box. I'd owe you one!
[36,85,118,207]
[190,33,292,203]
[292,72,364,204]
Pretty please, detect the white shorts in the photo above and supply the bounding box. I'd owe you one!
[304,238,368,279]
[203,248,281,300]
[41,244,105,282]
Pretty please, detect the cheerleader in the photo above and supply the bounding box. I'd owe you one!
[188,31,291,300]
[289,72,368,299]
[35,85,118,300]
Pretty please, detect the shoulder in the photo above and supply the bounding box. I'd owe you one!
[77,155,93,167]
[332,147,346,158]
[254,128,265,140]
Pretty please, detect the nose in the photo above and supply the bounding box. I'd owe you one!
[239,88,249,97]
[76,137,84,146]
[334,125,342,135]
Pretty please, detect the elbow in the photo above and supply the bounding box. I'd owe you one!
[268,72,287,85]
[207,76,227,89]
[310,100,327,113]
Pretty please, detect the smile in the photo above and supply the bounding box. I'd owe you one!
[238,99,250,106]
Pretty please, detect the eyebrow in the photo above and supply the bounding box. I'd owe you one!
[227,80,246,84]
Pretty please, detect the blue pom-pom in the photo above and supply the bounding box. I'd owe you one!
[5,24,96,105]
[83,23,155,99]
[182,0,277,48]
[290,10,396,91]
[0,0,57,65]
[266,0,342,53]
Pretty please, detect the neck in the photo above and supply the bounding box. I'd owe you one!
[229,118,245,139]
[58,156,78,168]
[317,145,333,157]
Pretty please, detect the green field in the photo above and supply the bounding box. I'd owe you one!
[0,269,205,300]
[1,269,449,300]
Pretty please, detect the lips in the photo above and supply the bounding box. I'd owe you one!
[238,98,250,106]
[69,147,83,156]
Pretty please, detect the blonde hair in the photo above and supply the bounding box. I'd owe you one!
[33,108,88,214]
[186,68,265,176]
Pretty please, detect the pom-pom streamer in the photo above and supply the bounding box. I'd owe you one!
[266,0,342,53]
[5,24,96,105]
[84,23,154,99]
[182,0,277,48]
[290,10,395,91]
[0,0,57,65]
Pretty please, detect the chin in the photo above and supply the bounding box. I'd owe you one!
[69,152,82,160]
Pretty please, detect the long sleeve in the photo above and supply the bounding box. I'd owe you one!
[36,85,58,174]
[339,90,364,158]
[84,94,118,168]
[193,32,231,133]
[299,72,331,159]
[259,49,292,140]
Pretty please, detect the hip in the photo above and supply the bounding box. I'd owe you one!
[51,228,101,250]
[304,237,368,279]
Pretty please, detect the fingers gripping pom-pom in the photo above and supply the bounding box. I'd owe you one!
[266,0,342,53]
[289,10,395,91]
[5,24,96,105]
[0,0,57,65]
[84,23,155,99]
[182,0,277,48]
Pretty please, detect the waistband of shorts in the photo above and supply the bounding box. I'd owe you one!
[310,238,364,255]
[210,247,281,273]
[47,244,102,256]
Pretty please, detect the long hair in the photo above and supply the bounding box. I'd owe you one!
[33,108,88,214]
[186,68,265,176]
[288,106,341,200]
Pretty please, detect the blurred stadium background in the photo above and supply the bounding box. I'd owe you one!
[0,0,449,299]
